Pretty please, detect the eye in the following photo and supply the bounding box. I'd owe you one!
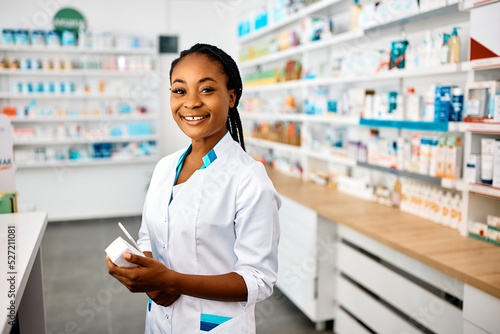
[171,88,185,95]
[201,87,215,93]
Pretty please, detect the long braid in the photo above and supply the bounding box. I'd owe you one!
[170,43,246,151]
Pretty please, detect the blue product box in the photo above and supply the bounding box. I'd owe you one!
[327,100,338,114]
[434,86,453,122]
[255,11,269,30]
[2,29,15,44]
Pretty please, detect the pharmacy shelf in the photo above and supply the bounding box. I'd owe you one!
[469,57,500,70]
[245,137,356,166]
[359,119,451,132]
[459,122,500,133]
[0,92,156,99]
[243,62,468,93]
[364,3,459,33]
[0,45,156,55]
[13,134,158,146]
[305,150,356,166]
[240,112,359,126]
[245,137,301,153]
[460,0,500,10]
[239,30,363,69]
[357,162,465,190]
[469,183,500,199]
[238,0,344,44]
[0,69,156,77]
[15,156,159,169]
[10,115,157,123]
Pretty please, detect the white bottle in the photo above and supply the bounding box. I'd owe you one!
[423,85,436,122]
[423,30,433,68]
[441,191,452,227]
[440,33,450,64]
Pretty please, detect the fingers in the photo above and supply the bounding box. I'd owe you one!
[123,252,150,267]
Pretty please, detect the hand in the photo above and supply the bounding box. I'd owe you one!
[147,291,180,307]
[106,253,177,294]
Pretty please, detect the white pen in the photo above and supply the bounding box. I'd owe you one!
[118,222,144,255]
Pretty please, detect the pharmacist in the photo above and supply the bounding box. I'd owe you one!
[107,43,281,333]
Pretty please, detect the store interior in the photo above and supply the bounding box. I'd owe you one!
[1,0,500,333]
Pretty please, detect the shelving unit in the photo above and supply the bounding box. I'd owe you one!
[0,69,156,77]
[1,43,160,220]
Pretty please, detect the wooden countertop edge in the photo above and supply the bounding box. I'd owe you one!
[265,166,500,300]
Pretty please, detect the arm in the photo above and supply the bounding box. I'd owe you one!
[107,253,247,302]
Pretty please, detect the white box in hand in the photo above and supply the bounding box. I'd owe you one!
[105,236,144,268]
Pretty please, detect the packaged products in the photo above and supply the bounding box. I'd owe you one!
[390,39,409,69]
[464,81,500,121]
[493,140,500,188]
[1,29,15,45]
[450,87,464,122]
[465,154,481,184]
[444,136,462,180]
[15,29,30,45]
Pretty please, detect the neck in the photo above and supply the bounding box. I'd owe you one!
[190,128,228,158]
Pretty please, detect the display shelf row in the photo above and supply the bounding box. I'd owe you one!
[469,183,500,199]
[239,3,462,69]
[247,136,467,190]
[242,112,500,133]
[15,156,159,169]
[459,0,500,10]
[9,115,158,123]
[13,134,158,146]
[0,45,156,55]
[238,0,343,44]
[0,92,157,99]
[0,69,156,77]
[245,136,356,166]
[239,30,364,69]
[243,62,468,93]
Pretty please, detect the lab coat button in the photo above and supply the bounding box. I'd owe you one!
[162,243,166,249]
[166,314,169,319]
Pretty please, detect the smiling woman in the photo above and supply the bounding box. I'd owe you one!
[107,43,281,334]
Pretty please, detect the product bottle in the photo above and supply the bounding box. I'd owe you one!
[440,33,450,64]
[423,85,436,122]
[405,87,422,121]
[448,27,460,64]
[423,30,433,68]
[349,0,362,32]
[450,87,464,122]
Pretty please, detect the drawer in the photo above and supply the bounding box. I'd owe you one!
[337,243,462,334]
[338,225,464,301]
[464,320,491,334]
[337,275,422,334]
[279,196,317,248]
[335,307,372,334]
[464,284,500,334]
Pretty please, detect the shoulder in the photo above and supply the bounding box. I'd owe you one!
[151,147,185,179]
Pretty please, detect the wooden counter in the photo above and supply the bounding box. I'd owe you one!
[266,167,500,300]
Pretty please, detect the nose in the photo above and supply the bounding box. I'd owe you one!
[184,91,203,109]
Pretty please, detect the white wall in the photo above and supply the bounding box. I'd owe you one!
[0,0,236,220]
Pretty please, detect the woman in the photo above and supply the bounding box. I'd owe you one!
[107,43,281,333]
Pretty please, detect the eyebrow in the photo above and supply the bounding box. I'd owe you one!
[172,77,218,84]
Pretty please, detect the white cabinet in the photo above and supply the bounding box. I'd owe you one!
[463,284,500,334]
[276,195,336,329]
[336,224,464,334]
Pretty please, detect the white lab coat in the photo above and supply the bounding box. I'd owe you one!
[137,133,281,333]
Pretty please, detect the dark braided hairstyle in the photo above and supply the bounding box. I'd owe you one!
[169,43,246,151]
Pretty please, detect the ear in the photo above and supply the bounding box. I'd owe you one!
[228,89,237,108]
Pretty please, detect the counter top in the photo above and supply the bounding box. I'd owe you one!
[266,167,500,300]
[0,212,48,334]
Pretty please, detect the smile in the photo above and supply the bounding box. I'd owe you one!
[183,115,209,121]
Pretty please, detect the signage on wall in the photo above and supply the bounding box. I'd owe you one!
[53,8,86,34]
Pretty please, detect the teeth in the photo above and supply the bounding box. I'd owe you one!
[184,116,207,121]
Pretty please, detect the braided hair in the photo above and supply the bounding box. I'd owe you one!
[169,43,245,151]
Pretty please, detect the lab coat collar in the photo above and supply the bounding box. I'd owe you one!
[176,131,233,171]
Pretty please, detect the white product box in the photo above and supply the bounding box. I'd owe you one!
[487,215,500,230]
[105,236,144,268]
[445,137,462,180]
[468,221,488,241]
[465,154,481,184]
[493,139,500,188]
[487,228,500,246]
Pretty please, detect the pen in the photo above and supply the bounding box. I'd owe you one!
[118,222,144,255]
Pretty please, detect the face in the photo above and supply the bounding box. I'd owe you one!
[170,53,236,144]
